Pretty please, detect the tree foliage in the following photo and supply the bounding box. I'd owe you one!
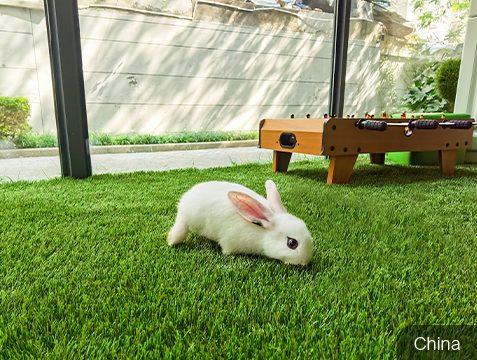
[412,0,471,45]
[401,62,448,113]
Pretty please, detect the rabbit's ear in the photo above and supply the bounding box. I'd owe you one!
[228,191,273,228]
[265,180,287,214]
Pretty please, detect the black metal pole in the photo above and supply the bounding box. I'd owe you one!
[43,0,92,179]
[329,0,352,118]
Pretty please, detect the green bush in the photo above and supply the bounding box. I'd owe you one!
[88,131,258,146]
[435,58,461,111]
[0,96,31,140]
[401,61,448,113]
[13,132,57,148]
[14,131,259,148]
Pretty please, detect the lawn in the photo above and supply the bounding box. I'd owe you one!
[1,157,477,358]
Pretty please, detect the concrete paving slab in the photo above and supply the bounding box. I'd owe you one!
[0,147,320,182]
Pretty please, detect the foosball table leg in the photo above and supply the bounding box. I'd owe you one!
[370,153,385,165]
[439,149,458,176]
[327,155,358,184]
[272,151,292,173]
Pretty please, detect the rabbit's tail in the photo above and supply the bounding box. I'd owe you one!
[167,214,188,246]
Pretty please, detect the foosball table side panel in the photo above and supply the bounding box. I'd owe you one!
[259,119,326,156]
[321,118,473,156]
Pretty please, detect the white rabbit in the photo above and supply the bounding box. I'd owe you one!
[167,180,313,265]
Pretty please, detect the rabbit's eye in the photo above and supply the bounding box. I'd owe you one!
[252,220,263,227]
[287,237,298,250]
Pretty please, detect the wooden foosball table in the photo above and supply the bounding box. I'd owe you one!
[258,117,476,184]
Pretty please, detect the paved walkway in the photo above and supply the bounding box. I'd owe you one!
[0,147,318,182]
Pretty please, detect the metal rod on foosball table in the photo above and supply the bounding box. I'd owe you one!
[383,121,477,127]
[439,122,477,126]
[355,119,476,132]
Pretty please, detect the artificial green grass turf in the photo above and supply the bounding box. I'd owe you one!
[1,157,477,358]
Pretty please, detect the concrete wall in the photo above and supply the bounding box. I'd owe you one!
[0,5,54,133]
[1,3,400,134]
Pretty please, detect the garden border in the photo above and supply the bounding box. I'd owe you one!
[0,139,258,159]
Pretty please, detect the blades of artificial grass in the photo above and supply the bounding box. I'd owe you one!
[1,157,477,358]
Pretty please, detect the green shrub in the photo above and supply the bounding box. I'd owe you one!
[15,131,259,148]
[0,96,31,140]
[401,61,448,112]
[13,132,57,148]
[89,133,114,146]
[89,131,258,146]
[435,58,461,111]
